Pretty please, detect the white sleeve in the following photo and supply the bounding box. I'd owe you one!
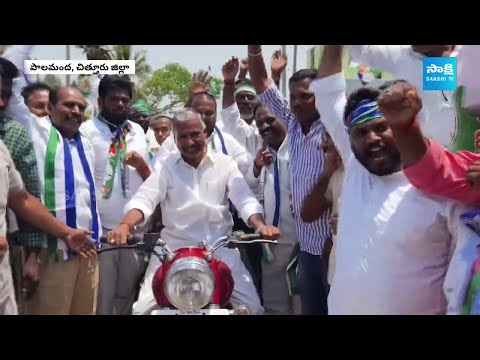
[347,45,412,76]
[226,159,263,225]
[442,203,480,315]
[220,103,257,144]
[2,45,35,72]
[124,164,168,226]
[4,78,48,139]
[310,72,351,164]
[225,134,253,176]
[243,162,261,193]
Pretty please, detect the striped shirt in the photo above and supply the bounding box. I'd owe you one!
[258,83,331,255]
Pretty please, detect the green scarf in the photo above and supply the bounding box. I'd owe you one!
[98,115,130,199]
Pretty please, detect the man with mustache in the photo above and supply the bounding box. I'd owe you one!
[219,57,262,159]
[248,45,331,315]
[80,75,151,315]
[311,44,478,315]
[3,45,100,315]
[21,82,51,118]
[244,103,300,314]
[108,108,280,315]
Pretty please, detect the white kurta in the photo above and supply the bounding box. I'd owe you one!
[207,127,252,176]
[126,150,264,315]
[347,45,460,147]
[311,72,479,315]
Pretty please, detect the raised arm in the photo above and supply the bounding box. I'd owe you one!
[378,81,480,206]
[271,50,288,89]
[248,45,294,129]
[310,45,351,162]
[222,57,239,110]
[347,45,411,76]
[3,46,44,137]
[220,57,259,146]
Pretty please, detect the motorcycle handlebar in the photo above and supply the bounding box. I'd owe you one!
[99,235,142,246]
[238,233,263,241]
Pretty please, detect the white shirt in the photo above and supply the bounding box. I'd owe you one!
[125,149,263,247]
[207,127,252,176]
[311,72,479,315]
[245,138,297,247]
[218,103,263,158]
[80,118,148,229]
[5,77,99,254]
[347,45,460,147]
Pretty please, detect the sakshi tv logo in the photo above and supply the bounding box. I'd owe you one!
[422,57,457,91]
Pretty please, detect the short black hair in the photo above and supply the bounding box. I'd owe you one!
[21,82,52,100]
[0,57,19,80]
[98,75,133,99]
[48,87,61,105]
[289,69,317,86]
[187,91,217,110]
[344,87,381,122]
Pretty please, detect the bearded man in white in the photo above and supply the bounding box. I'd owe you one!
[310,45,479,315]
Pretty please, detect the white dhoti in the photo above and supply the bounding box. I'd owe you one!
[133,239,263,315]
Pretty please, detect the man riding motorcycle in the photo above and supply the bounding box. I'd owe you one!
[108,108,280,315]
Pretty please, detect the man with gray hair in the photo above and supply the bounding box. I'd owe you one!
[108,108,280,315]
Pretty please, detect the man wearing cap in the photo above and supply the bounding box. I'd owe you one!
[311,45,479,315]
[218,57,262,159]
[130,100,175,163]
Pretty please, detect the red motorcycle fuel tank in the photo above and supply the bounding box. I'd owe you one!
[152,247,234,308]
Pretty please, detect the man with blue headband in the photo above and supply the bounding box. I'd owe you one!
[310,45,479,315]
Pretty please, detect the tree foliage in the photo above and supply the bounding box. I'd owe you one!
[142,63,192,113]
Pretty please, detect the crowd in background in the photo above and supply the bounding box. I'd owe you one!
[1,44,480,316]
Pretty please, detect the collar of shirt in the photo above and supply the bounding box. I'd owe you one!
[92,117,135,137]
[171,147,217,167]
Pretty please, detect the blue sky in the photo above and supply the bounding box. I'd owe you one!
[31,45,313,81]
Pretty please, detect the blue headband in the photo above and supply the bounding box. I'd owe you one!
[345,99,385,132]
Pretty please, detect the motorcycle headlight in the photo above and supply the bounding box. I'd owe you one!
[164,256,215,311]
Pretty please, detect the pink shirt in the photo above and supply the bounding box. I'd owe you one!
[403,139,480,206]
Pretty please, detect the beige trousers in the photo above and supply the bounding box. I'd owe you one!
[25,249,99,315]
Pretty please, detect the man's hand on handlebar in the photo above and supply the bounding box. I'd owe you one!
[257,225,280,240]
[107,223,131,246]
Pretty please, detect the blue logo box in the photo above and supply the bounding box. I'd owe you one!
[423,57,457,91]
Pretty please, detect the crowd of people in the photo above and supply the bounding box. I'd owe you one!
[1,44,480,316]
